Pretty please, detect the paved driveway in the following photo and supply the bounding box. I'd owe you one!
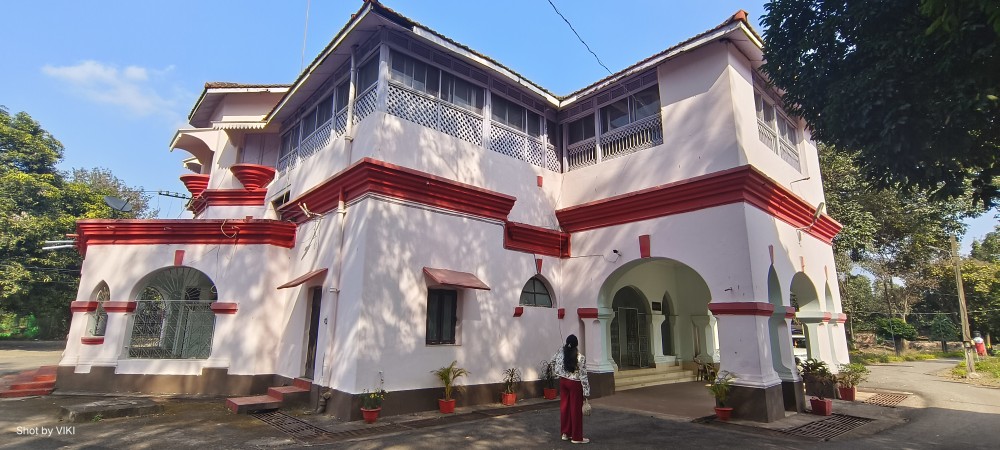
[0,341,63,376]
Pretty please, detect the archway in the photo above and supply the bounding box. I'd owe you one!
[126,267,218,359]
[790,272,824,361]
[610,286,653,369]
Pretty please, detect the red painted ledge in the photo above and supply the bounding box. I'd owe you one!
[708,302,775,316]
[784,306,796,319]
[210,302,239,314]
[834,313,848,323]
[578,308,599,319]
[513,306,524,317]
[70,301,98,313]
[558,308,565,319]
[192,189,268,215]
[81,336,105,345]
[75,219,297,256]
[104,301,137,313]
[503,221,570,258]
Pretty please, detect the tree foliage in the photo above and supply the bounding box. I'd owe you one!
[0,106,153,338]
[929,314,960,343]
[762,0,1000,207]
[970,224,1000,263]
[876,317,918,342]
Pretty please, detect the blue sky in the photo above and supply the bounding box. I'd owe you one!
[1,0,995,250]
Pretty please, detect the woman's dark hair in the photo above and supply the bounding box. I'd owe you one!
[563,334,579,373]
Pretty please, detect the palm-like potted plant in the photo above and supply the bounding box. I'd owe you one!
[799,358,835,415]
[431,360,469,414]
[836,363,870,401]
[500,367,522,406]
[539,360,558,400]
[707,371,736,421]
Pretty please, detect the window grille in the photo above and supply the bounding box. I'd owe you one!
[387,84,483,146]
[354,86,378,124]
[127,267,217,360]
[600,113,663,161]
[518,277,553,307]
[545,144,560,172]
[755,90,801,170]
[298,119,333,159]
[566,138,597,171]
[489,122,544,167]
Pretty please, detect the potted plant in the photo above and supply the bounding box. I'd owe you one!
[358,387,387,424]
[539,360,558,400]
[431,360,469,414]
[799,358,835,415]
[836,363,870,401]
[706,370,736,421]
[500,367,522,406]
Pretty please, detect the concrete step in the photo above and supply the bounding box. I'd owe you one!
[292,378,312,390]
[34,374,57,383]
[266,385,310,402]
[615,375,699,391]
[9,380,56,390]
[226,395,281,414]
[1,387,54,398]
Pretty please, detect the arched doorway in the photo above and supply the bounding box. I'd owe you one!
[610,286,653,369]
[126,267,218,359]
[790,272,823,361]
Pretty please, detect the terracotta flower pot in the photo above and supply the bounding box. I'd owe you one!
[838,386,857,401]
[714,407,734,421]
[438,398,456,414]
[543,388,558,400]
[810,397,832,416]
[501,392,517,406]
[230,163,276,191]
[361,407,381,424]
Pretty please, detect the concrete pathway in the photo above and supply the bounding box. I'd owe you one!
[0,341,63,376]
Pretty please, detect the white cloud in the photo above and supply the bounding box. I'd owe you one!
[41,60,184,120]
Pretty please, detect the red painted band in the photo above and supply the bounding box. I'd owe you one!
[504,221,571,258]
[104,301,137,313]
[708,302,775,316]
[75,219,297,256]
[578,307,599,319]
[558,308,565,319]
[639,234,651,258]
[80,337,105,345]
[174,250,185,266]
[70,301,98,313]
[210,302,239,314]
[784,306,796,319]
[513,306,524,317]
[192,189,268,215]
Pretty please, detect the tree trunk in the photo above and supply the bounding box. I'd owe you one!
[940,340,947,353]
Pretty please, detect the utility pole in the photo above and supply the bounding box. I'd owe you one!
[950,236,976,375]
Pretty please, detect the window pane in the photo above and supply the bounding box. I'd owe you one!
[546,120,559,147]
[357,57,378,91]
[631,86,660,121]
[441,294,456,343]
[426,291,441,343]
[601,99,629,132]
[317,96,333,125]
[335,82,350,111]
[518,277,553,307]
[390,50,406,84]
[568,116,595,144]
[491,95,507,123]
[763,101,775,123]
[301,109,318,137]
[535,293,552,307]
[754,92,765,121]
[527,111,541,137]
[443,73,482,113]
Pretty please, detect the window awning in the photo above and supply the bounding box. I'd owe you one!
[423,267,490,290]
[277,268,328,289]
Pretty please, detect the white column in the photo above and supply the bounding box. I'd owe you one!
[768,312,797,380]
[376,41,389,112]
[583,307,616,373]
[711,304,782,388]
[651,313,671,365]
[798,311,833,363]
[828,314,851,366]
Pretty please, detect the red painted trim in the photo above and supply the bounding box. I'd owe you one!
[75,219,296,256]
[277,268,328,289]
[104,301,137,313]
[578,307,599,319]
[536,176,543,187]
[503,221,570,258]
[708,301,775,316]
[784,306,796,318]
[70,301,98,313]
[174,250,185,266]
[179,174,210,198]
[210,302,239,314]
[230,164,276,190]
[80,337,105,345]
[639,235,651,258]
[535,258,543,274]
[833,313,848,324]
[192,189,268,215]
[555,165,841,244]
[513,306,524,317]
[558,308,565,319]
[277,158,517,224]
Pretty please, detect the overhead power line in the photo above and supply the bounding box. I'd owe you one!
[545,0,613,75]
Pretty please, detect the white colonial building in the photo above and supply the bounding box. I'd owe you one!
[58,1,848,422]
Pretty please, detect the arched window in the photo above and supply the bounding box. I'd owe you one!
[89,282,110,337]
[518,277,552,307]
[128,267,217,359]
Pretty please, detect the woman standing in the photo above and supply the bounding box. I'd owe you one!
[551,334,590,444]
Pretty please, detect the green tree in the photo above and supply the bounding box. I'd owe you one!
[929,314,961,352]
[970,224,1000,263]
[0,106,152,338]
[761,0,1000,207]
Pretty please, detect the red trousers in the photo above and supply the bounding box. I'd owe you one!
[559,377,584,441]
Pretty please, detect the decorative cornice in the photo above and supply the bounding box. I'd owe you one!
[230,164,276,190]
[192,189,268,215]
[555,165,841,244]
[578,307,599,319]
[80,337,105,345]
[278,158,517,224]
[104,301,137,313]
[70,301,98,313]
[179,174,210,198]
[708,301,775,316]
[503,221,570,258]
[75,219,296,256]
[210,302,239,314]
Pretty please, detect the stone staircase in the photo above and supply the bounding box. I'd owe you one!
[226,378,311,414]
[614,364,698,391]
[0,366,57,398]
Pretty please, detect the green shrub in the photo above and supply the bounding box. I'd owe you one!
[875,318,917,341]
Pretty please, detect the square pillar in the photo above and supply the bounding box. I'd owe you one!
[709,301,785,422]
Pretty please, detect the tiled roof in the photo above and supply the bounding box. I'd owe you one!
[204,82,291,89]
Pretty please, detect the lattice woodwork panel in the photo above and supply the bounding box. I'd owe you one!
[354,88,377,124]
[277,150,299,174]
[545,144,561,172]
[387,85,439,129]
[334,111,348,136]
[524,137,544,167]
[299,121,333,159]
[439,104,483,146]
[567,140,597,171]
[601,114,663,161]
[490,124,526,159]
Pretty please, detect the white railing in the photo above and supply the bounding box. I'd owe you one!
[354,86,378,124]
[757,119,778,155]
[277,147,298,173]
[386,83,483,146]
[566,138,597,171]
[757,119,800,170]
[489,121,545,167]
[299,119,333,160]
[779,140,800,168]
[545,144,560,172]
[335,109,348,136]
[600,114,663,161]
